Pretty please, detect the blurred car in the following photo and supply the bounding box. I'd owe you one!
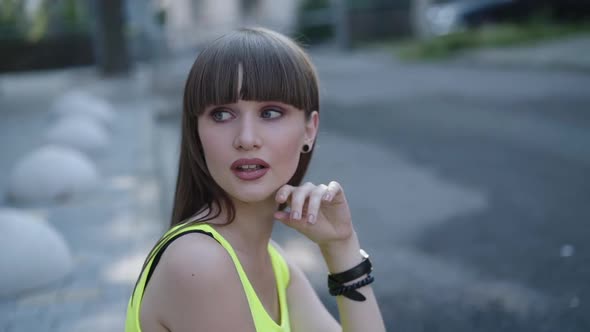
[423,0,531,36]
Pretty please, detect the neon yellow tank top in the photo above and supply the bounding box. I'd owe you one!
[125,222,291,332]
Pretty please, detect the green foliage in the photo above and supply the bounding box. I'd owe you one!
[300,0,331,11]
[27,1,49,42]
[295,0,410,44]
[348,0,410,10]
[1,0,18,22]
[0,0,89,41]
[296,0,334,44]
[394,21,590,60]
[155,8,166,26]
[60,0,88,29]
[298,25,334,44]
[0,0,25,35]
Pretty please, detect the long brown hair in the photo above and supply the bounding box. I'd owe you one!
[172,26,320,227]
[133,27,320,295]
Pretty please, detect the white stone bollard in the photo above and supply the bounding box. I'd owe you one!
[7,145,100,203]
[46,115,110,154]
[51,90,116,128]
[0,208,73,297]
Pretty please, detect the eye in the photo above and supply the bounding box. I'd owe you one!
[210,109,233,122]
[261,108,283,119]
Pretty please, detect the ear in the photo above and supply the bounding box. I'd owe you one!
[305,110,319,145]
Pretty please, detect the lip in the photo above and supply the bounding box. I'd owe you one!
[231,158,270,181]
[231,158,270,169]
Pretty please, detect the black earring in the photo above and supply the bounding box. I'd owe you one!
[302,144,311,153]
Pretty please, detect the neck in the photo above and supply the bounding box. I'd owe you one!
[207,197,278,263]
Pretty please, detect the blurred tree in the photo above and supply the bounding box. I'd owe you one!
[333,0,351,49]
[0,0,25,37]
[155,7,166,26]
[27,0,49,42]
[62,0,81,26]
[241,0,259,13]
[0,0,94,72]
[411,0,433,39]
[91,0,131,76]
[297,0,334,44]
[57,0,90,35]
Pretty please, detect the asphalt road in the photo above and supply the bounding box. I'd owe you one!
[154,50,590,331]
[315,51,590,331]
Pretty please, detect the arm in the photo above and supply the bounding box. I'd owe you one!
[274,181,386,332]
[274,236,385,332]
[319,231,386,332]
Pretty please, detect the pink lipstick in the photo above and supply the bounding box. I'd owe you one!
[231,158,270,181]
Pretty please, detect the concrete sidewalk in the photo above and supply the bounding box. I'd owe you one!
[0,67,165,331]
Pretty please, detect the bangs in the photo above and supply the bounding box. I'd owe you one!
[184,28,318,117]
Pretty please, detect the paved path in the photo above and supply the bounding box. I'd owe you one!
[0,68,165,332]
[309,48,590,330]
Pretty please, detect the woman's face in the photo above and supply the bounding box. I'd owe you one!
[198,99,318,204]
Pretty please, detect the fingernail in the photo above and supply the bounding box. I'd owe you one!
[292,211,300,220]
[308,214,315,224]
[323,194,331,201]
[278,194,285,201]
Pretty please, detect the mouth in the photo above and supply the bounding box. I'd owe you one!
[231,158,270,181]
[234,164,267,171]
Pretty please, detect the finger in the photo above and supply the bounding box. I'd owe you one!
[289,182,316,221]
[323,181,342,202]
[275,185,294,204]
[273,210,290,221]
[306,184,328,225]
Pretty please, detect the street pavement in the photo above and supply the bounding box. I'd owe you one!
[0,68,165,331]
[1,36,590,331]
[307,49,590,331]
[155,44,590,331]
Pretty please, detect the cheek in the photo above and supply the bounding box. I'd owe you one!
[271,127,303,175]
[198,126,228,169]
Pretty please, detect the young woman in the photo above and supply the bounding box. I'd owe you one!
[125,27,386,332]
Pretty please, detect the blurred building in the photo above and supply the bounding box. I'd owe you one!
[0,0,301,72]
[348,0,412,41]
[157,0,300,51]
[0,0,94,72]
[3,0,589,73]
[411,0,590,38]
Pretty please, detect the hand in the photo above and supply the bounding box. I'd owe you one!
[273,181,354,246]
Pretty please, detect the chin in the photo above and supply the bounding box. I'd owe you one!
[231,190,275,204]
[216,170,292,205]
[224,182,278,204]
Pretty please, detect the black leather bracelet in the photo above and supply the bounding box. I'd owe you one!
[327,249,374,302]
[328,249,373,284]
[329,274,375,301]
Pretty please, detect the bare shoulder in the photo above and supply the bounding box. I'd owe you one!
[140,232,256,332]
[157,232,231,279]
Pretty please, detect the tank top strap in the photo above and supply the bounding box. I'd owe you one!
[180,223,291,331]
[127,222,291,332]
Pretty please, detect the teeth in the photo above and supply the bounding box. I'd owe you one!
[238,165,262,170]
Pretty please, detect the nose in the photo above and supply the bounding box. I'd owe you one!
[233,115,262,151]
